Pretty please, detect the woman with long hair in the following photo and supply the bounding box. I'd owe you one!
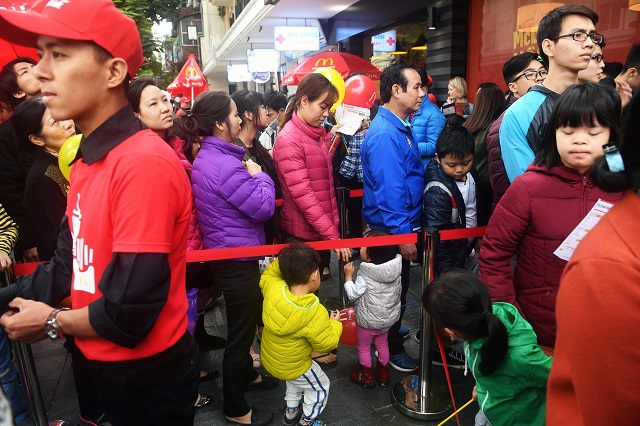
[464,82,505,223]
[479,83,623,352]
[181,91,277,426]
[273,73,350,279]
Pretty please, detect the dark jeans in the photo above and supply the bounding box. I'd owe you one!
[210,260,261,417]
[388,236,423,357]
[80,332,199,426]
[336,175,364,240]
[279,229,331,272]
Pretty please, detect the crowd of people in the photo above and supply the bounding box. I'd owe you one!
[0,1,637,426]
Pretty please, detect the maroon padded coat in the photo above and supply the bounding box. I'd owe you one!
[487,96,517,211]
[273,112,340,241]
[478,163,621,347]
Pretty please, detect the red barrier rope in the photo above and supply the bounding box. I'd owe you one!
[186,233,417,263]
[439,226,487,241]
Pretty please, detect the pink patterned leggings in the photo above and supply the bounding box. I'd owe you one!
[357,325,389,367]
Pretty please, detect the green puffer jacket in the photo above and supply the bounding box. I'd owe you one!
[465,302,552,426]
[259,259,342,380]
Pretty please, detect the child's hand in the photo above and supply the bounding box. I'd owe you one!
[329,310,340,321]
[344,262,354,281]
[472,386,477,401]
[0,252,11,272]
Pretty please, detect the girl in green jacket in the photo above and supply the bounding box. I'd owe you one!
[422,270,552,426]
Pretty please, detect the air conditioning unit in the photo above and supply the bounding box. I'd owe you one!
[211,0,233,6]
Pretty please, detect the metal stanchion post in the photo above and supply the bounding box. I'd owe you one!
[392,229,453,420]
[2,271,49,426]
[336,186,348,309]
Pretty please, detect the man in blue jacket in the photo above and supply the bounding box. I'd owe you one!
[500,5,601,182]
[412,69,445,171]
[361,63,424,372]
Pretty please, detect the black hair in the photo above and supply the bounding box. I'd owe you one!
[445,114,467,127]
[436,124,475,160]
[603,61,624,79]
[127,77,158,114]
[363,229,397,265]
[0,57,38,109]
[380,63,416,104]
[537,5,599,68]
[10,97,46,158]
[231,90,264,130]
[278,242,321,286]
[422,270,508,376]
[591,90,640,193]
[280,73,339,130]
[502,52,541,85]
[464,83,505,134]
[179,91,234,148]
[263,91,288,112]
[534,83,620,170]
[622,43,640,73]
[416,68,430,88]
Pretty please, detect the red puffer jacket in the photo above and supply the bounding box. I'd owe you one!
[479,163,621,347]
[273,112,340,241]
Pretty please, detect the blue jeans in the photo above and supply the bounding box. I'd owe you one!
[0,328,28,424]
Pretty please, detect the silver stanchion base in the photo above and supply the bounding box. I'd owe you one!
[392,374,454,421]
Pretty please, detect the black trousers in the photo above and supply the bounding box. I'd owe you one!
[79,332,199,426]
[210,259,261,417]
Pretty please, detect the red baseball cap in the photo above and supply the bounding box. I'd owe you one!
[179,97,190,103]
[427,75,433,85]
[0,0,143,78]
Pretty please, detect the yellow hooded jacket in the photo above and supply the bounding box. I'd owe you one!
[259,259,342,380]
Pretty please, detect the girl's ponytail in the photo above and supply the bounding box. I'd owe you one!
[479,311,508,376]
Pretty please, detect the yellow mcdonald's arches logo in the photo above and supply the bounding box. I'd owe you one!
[314,57,334,67]
[185,66,200,78]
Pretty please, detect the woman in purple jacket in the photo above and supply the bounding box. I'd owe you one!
[181,91,277,426]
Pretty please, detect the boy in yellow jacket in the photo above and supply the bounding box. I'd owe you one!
[260,243,342,426]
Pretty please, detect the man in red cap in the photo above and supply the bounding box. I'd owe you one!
[176,96,190,117]
[0,1,199,425]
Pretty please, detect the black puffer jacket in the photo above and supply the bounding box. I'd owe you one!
[423,159,476,276]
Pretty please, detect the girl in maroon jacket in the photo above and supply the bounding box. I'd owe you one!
[479,83,622,352]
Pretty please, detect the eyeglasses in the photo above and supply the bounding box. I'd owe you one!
[591,53,604,63]
[513,69,548,82]
[551,32,604,44]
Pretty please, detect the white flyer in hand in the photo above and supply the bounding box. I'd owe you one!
[336,104,369,136]
[554,198,614,261]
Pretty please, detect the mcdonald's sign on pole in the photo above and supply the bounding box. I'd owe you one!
[167,54,209,100]
[274,26,320,51]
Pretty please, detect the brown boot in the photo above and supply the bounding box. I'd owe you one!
[376,360,391,386]
[351,364,375,388]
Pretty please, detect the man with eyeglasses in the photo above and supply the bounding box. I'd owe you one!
[486,52,547,209]
[577,43,605,83]
[499,5,601,182]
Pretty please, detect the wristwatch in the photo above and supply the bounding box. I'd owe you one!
[45,308,69,339]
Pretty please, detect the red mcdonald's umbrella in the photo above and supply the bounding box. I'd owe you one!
[0,0,40,67]
[282,51,381,86]
[167,54,209,102]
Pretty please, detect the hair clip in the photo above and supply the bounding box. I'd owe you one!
[603,143,624,172]
[537,55,544,63]
[185,109,193,118]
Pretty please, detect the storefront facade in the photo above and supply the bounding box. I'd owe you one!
[467,0,640,100]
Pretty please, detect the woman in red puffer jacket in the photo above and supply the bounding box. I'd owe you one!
[273,73,350,281]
